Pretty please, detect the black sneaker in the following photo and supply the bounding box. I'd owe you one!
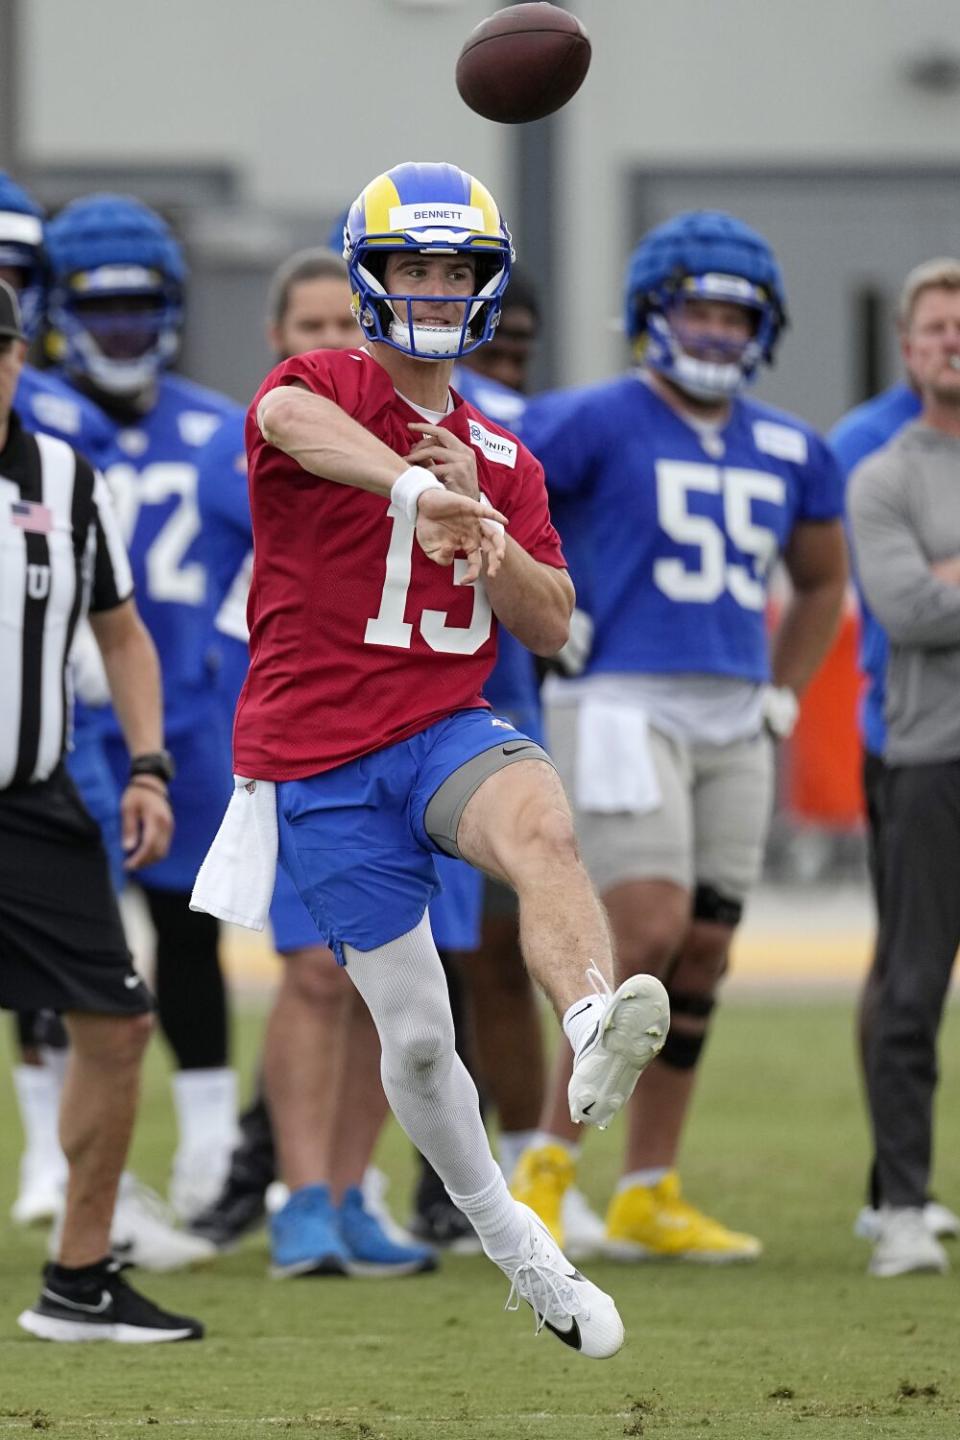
[188,1177,267,1250]
[18,1259,204,1343]
[407,1199,482,1254]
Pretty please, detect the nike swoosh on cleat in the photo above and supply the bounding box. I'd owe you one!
[581,1102,595,1116]
[567,1003,594,1023]
[544,1316,582,1351]
[41,1287,112,1314]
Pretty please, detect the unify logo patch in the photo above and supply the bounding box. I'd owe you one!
[467,420,517,469]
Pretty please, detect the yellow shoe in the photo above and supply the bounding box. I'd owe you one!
[605,1171,762,1263]
[509,1144,575,1246]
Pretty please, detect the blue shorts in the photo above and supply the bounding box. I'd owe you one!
[430,855,484,952]
[277,709,530,961]
[65,720,125,891]
[270,864,324,955]
[269,851,483,956]
[104,702,233,894]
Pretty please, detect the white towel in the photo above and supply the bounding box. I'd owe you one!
[190,776,278,930]
[574,695,662,814]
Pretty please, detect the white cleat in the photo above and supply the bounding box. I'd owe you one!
[496,1203,624,1360]
[11,1156,67,1226]
[561,1187,608,1262]
[51,1175,217,1273]
[868,1206,950,1278]
[568,974,669,1130]
[855,1200,960,1243]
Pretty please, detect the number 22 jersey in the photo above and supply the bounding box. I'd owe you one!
[522,374,843,683]
[235,347,566,780]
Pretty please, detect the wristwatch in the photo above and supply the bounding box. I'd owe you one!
[129,750,176,784]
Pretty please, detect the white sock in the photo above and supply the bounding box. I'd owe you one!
[171,1067,239,1158]
[619,1167,671,1191]
[562,992,605,1057]
[448,1172,529,1263]
[498,1129,542,1180]
[12,1064,66,1168]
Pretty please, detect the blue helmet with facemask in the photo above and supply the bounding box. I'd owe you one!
[624,211,788,401]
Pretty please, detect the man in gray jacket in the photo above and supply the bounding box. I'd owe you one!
[849,257,960,1278]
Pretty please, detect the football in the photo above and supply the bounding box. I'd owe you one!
[455,3,591,125]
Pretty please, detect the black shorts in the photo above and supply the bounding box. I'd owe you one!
[0,766,151,1017]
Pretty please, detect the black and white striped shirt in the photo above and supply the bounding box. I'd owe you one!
[0,410,132,789]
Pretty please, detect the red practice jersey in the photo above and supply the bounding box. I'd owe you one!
[233,348,566,779]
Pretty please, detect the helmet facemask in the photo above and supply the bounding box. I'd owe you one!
[49,267,183,398]
[637,273,780,401]
[352,243,509,361]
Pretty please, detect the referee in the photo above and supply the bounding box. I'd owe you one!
[0,281,202,1343]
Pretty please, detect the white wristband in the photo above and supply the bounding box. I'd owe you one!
[762,684,800,740]
[390,466,444,523]
[479,491,505,538]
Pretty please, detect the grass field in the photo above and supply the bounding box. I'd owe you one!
[2,992,959,1440]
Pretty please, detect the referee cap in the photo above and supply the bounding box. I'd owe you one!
[0,279,26,340]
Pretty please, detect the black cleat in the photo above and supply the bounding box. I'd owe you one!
[18,1259,204,1343]
[188,1178,267,1250]
[407,1198,482,1254]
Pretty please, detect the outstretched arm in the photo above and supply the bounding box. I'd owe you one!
[258,384,507,581]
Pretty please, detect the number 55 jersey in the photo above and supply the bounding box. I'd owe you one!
[521,374,843,684]
[235,347,565,781]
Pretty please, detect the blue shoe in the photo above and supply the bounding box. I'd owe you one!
[338,1187,437,1277]
[270,1185,349,1278]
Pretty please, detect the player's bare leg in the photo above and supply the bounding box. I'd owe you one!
[466,905,545,1139]
[604,888,760,1262]
[455,760,668,1128]
[57,1011,152,1265]
[456,761,615,1011]
[327,992,390,1199]
[512,878,684,1238]
[263,946,349,1191]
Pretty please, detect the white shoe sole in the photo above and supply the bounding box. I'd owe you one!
[11,1196,62,1226]
[603,1237,762,1264]
[869,1256,949,1278]
[17,1311,197,1343]
[568,976,669,1129]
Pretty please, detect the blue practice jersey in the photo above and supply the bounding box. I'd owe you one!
[194,413,250,714]
[15,364,114,470]
[522,374,844,683]
[79,373,244,738]
[828,383,920,758]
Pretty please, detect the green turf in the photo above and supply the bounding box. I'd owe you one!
[1,995,958,1439]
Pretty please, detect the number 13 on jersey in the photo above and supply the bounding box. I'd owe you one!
[365,504,493,655]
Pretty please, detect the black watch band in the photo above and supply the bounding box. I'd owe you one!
[129,750,176,784]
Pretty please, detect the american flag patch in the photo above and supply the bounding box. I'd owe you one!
[10,500,53,534]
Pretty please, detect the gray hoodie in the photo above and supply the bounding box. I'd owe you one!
[849,422,960,765]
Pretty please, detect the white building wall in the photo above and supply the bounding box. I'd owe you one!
[21,0,960,385]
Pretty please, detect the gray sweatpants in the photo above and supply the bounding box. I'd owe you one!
[865,759,960,1208]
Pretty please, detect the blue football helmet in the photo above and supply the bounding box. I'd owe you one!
[46,194,185,397]
[0,173,47,340]
[624,211,788,400]
[344,161,513,360]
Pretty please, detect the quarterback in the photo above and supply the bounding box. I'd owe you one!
[195,162,669,1359]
